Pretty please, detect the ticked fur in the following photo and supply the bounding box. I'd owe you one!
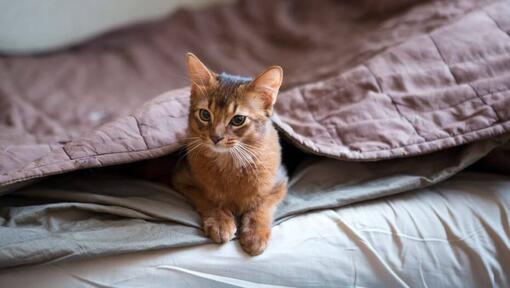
[172,53,287,256]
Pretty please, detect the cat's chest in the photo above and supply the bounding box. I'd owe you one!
[200,166,266,208]
[206,166,259,193]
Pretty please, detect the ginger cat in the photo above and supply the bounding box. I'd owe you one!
[172,53,287,256]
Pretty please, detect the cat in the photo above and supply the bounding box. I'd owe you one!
[171,53,288,256]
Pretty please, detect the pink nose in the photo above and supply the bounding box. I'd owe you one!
[211,135,224,144]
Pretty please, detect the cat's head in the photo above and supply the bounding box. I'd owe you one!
[185,52,283,155]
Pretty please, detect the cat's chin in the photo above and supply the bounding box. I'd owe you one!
[207,144,231,154]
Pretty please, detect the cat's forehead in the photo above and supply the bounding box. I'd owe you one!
[208,73,252,109]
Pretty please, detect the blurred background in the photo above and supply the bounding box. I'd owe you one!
[0,0,234,55]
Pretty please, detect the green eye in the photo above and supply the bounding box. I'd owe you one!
[230,115,246,126]
[198,109,211,122]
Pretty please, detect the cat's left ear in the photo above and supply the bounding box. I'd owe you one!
[248,66,283,110]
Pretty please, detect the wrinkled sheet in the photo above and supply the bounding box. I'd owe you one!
[1,0,510,275]
[1,171,509,288]
[0,137,506,269]
[2,0,510,192]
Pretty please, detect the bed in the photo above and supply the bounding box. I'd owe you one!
[0,0,509,287]
[0,169,509,287]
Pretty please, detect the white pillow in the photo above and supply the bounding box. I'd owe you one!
[0,0,233,55]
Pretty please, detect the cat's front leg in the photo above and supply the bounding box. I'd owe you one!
[202,208,237,244]
[240,207,272,256]
[240,182,287,256]
[175,180,236,244]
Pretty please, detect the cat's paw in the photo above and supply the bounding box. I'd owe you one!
[202,212,236,244]
[240,227,270,256]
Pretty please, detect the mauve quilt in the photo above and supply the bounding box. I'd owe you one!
[1,0,509,191]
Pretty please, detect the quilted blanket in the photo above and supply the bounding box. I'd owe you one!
[0,0,510,269]
[1,0,509,192]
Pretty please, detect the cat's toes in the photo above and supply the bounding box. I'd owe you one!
[203,215,236,244]
[240,228,270,256]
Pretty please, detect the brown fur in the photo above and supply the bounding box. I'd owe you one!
[171,53,287,255]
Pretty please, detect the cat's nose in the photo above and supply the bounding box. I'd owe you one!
[210,135,224,144]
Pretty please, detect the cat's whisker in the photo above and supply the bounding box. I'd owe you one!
[235,145,256,169]
[230,147,242,168]
[188,145,203,162]
[177,139,201,162]
[232,146,249,168]
[238,143,268,172]
[238,142,258,152]
[240,149,254,168]
[183,138,200,147]
[239,143,261,158]
[231,146,244,167]
[172,55,287,255]
[183,140,204,161]
[185,139,201,149]
[237,144,259,164]
[186,141,202,153]
[239,147,258,162]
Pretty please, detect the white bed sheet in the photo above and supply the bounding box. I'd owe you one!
[0,172,509,288]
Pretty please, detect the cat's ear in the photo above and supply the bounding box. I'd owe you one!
[248,66,283,110]
[186,52,216,94]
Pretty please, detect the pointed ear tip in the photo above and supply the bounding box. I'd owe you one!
[269,65,283,77]
[185,52,195,62]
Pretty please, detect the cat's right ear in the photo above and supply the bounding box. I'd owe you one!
[186,53,216,96]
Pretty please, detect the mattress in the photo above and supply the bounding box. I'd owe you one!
[0,171,508,288]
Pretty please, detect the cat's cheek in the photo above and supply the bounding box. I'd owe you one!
[233,124,250,138]
[189,119,208,137]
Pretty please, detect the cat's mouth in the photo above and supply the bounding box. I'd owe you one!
[203,141,259,168]
[206,139,238,154]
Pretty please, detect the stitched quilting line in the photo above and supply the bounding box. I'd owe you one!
[469,83,503,122]
[364,64,427,143]
[481,8,510,123]
[307,120,509,154]
[60,115,152,161]
[276,103,510,155]
[3,136,186,177]
[0,144,180,185]
[483,8,509,38]
[4,83,508,180]
[62,146,72,160]
[3,118,510,186]
[5,4,510,183]
[131,115,149,150]
[3,62,75,136]
[429,33,502,123]
[296,86,337,142]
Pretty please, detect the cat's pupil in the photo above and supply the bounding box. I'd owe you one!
[231,115,246,126]
[199,109,211,121]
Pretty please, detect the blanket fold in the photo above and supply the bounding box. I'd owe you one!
[0,0,510,269]
[1,135,506,268]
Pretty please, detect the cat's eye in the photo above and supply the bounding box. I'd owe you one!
[230,115,246,126]
[198,109,211,122]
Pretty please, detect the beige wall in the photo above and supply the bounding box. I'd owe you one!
[0,0,234,55]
